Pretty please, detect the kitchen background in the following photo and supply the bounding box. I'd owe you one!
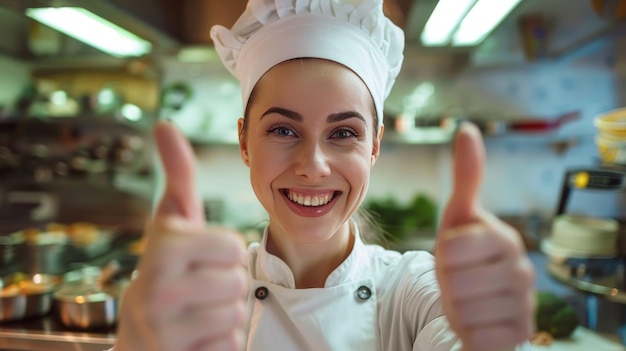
[1,0,626,350]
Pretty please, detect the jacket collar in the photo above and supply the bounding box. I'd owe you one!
[250,220,371,289]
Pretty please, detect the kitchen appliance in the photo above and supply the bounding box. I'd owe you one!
[551,165,626,258]
[543,166,626,260]
[547,165,626,341]
[555,166,626,223]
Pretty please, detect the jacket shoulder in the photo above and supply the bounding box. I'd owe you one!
[365,244,436,278]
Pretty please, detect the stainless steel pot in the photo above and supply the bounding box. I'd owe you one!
[23,240,68,275]
[12,223,115,275]
[0,272,62,322]
[54,263,130,330]
[54,283,119,329]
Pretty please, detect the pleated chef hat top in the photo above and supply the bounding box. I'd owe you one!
[210,0,405,128]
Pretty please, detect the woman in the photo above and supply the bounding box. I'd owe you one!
[112,1,535,350]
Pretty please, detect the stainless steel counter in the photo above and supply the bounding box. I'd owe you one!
[0,327,115,351]
[546,257,626,304]
[0,293,119,351]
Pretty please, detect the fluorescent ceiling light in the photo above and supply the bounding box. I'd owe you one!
[26,7,152,57]
[421,0,476,46]
[452,0,524,46]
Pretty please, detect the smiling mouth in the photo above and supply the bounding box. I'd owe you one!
[282,190,341,207]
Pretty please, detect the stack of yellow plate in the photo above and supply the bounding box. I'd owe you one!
[542,214,618,258]
[594,107,626,166]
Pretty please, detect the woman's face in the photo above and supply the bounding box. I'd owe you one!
[239,59,383,244]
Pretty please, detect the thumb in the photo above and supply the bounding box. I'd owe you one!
[439,122,485,232]
[153,122,204,225]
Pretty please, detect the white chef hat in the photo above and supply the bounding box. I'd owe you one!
[210,0,405,128]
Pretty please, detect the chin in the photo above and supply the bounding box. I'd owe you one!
[280,218,348,245]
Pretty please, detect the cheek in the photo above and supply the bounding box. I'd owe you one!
[248,148,285,193]
[344,152,373,187]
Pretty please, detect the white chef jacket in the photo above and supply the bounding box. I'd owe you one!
[246,224,534,351]
[108,224,533,351]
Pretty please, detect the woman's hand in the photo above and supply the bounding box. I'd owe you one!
[114,122,248,351]
[435,123,535,351]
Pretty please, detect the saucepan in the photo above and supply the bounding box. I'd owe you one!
[0,272,62,322]
[54,261,132,330]
[11,222,116,275]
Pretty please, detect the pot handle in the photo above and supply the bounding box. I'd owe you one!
[96,260,120,288]
[554,111,581,126]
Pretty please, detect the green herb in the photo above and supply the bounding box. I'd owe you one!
[364,194,437,243]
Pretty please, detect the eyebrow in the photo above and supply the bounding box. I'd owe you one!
[261,107,367,125]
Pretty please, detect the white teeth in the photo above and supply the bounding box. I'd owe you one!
[287,190,333,207]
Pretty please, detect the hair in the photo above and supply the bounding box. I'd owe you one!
[353,207,387,245]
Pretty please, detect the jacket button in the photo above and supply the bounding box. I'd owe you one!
[255,287,269,300]
[356,285,371,300]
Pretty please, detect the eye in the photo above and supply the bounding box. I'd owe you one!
[267,125,297,137]
[331,127,358,139]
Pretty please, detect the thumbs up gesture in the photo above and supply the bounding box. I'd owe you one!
[115,122,248,351]
[435,123,535,351]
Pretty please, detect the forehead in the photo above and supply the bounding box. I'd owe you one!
[251,58,375,113]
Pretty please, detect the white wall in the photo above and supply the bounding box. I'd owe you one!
[441,57,620,219]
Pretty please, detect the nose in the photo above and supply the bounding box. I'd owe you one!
[294,141,331,182]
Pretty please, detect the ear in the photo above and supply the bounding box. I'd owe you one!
[238,118,250,167]
[371,124,384,166]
